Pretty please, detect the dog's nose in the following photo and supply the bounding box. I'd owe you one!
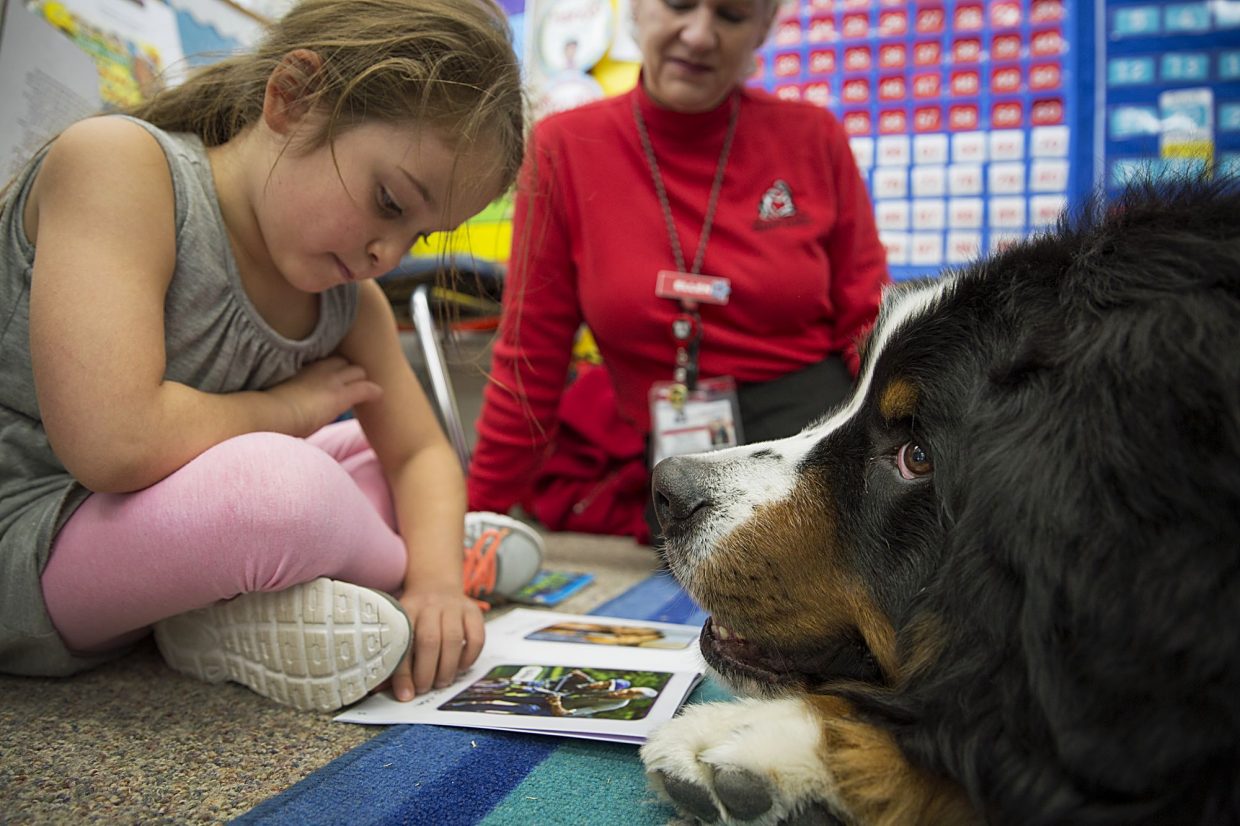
[652,457,710,528]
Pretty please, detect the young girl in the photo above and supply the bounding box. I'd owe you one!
[0,0,543,712]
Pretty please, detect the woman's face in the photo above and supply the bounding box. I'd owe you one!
[633,0,776,113]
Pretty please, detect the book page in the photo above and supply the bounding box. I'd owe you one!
[335,609,706,743]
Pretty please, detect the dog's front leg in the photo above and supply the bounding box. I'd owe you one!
[641,695,978,826]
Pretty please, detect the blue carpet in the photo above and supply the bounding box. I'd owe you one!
[236,573,728,825]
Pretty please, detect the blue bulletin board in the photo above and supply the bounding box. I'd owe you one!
[749,0,1239,280]
[1101,1,1240,192]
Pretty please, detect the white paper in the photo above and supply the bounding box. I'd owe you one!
[1031,125,1070,158]
[872,166,909,200]
[849,137,874,169]
[1029,159,1069,193]
[913,133,949,165]
[879,231,910,265]
[911,198,946,231]
[911,165,947,198]
[335,609,706,743]
[988,129,1025,162]
[910,232,944,266]
[988,196,1027,228]
[951,131,987,163]
[876,134,911,167]
[988,162,1026,195]
[945,230,982,263]
[875,199,910,231]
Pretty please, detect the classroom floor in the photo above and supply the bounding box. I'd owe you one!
[0,531,658,824]
[0,330,661,824]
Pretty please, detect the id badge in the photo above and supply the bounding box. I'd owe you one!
[654,271,732,306]
[649,377,744,466]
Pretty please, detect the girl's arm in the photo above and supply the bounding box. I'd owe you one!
[29,117,380,493]
[337,280,486,699]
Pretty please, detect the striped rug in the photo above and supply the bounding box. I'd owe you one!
[236,573,726,825]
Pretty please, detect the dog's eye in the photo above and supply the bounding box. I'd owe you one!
[896,442,933,480]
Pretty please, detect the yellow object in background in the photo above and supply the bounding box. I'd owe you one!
[413,193,514,264]
[591,55,639,97]
[40,1,78,34]
[572,325,603,365]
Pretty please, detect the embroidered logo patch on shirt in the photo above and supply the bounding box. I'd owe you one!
[758,179,797,222]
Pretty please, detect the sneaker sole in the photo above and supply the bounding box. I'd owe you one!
[154,578,410,712]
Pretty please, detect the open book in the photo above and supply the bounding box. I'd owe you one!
[334,608,706,744]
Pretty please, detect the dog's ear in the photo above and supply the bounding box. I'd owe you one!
[989,315,1062,391]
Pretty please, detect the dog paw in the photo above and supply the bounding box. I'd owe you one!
[641,698,846,825]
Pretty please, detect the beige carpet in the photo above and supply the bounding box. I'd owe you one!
[0,531,660,825]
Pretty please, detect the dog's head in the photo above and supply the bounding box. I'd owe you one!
[653,177,1240,818]
[651,273,974,696]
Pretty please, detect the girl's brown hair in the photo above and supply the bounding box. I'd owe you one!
[128,0,526,193]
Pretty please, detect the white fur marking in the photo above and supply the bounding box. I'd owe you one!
[672,277,952,565]
[642,698,845,825]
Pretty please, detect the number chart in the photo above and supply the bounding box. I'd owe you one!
[751,0,1237,280]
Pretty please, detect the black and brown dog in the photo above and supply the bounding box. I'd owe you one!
[641,177,1240,826]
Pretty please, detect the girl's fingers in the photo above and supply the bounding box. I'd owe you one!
[394,600,487,698]
[390,651,415,701]
[460,606,486,672]
[434,612,469,690]
[410,612,442,695]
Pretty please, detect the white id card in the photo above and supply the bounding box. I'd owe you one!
[649,377,743,466]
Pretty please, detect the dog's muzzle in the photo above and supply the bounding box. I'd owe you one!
[652,456,711,531]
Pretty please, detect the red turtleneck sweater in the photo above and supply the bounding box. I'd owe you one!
[468,81,888,514]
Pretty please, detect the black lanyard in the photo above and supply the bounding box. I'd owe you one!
[633,92,740,396]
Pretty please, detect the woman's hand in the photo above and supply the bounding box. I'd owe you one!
[389,587,486,700]
[267,357,383,437]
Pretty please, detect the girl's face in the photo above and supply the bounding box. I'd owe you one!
[633,0,776,113]
[255,118,498,293]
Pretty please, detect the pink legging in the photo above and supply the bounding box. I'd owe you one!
[41,420,409,654]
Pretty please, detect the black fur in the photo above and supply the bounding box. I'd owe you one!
[650,178,1240,824]
[845,177,1240,824]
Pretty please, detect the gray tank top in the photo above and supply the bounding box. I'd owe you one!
[0,117,358,675]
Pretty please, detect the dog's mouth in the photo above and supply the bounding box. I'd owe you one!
[702,617,883,690]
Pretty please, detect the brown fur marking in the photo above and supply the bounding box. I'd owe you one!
[895,614,949,687]
[809,695,980,826]
[709,474,901,681]
[879,378,919,423]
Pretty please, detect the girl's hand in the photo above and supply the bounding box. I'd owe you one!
[267,357,383,436]
[390,587,486,700]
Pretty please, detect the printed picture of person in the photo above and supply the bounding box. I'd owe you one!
[525,621,696,650]
[438,665,668,720]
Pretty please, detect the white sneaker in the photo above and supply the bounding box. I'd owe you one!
[463,511,544,601]
[153,577,410,712]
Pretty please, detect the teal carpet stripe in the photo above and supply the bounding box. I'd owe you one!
[480,678,735,826]
[478,739,675,826]
[237,574,713,824]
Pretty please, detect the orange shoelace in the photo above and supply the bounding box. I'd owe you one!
[463,526,510,609]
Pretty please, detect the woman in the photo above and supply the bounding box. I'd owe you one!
[468,0,888,541]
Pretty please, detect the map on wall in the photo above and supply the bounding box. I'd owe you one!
[34,0,186,109]
[0,0,99,178]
